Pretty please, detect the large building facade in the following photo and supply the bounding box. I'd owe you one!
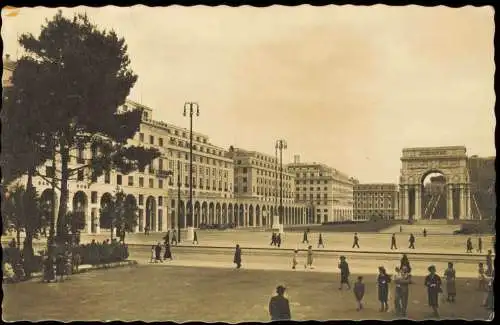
[228,148,307,226]
[287,157,355,224]
[353,183,399,221]
[468,155,495,219]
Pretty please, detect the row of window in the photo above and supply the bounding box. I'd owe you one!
[168,150,231,168]
[90,191,165,207]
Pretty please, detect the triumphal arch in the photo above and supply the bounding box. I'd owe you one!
[399,146,471,220]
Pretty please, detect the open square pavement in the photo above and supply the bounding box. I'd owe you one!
[2,264,492,322]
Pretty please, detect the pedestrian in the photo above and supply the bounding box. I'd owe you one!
[408,233,415,249]
[302,230,309,244]
[270,232,276,246]
[163,242,173,260]
[485,249,493,276]
[377,266,391,312]
[268,285,291,321]
[292,249,298,270]
[234,244,242,269]
[352,233,360,249]
[317,233,324,248]
[482,269,494,309]
[478,262,487,291]
[400,225,403,233]
[155,242,163,263]
[150,244,155,263]
[393,267,403,315]
[144,225,149,236]
[396,266,411,316]
[305,245,313,269]
[477,236,483,253]
[163,231,170,245]
[424,265,442,318]
[171,229,178,246]
[193,230,199,245]
[443,262,456,303]
[72,249,81,274]
[400,254,413,283]
[338,256,351,290]
[391,233,397,250]
[466,237,473,253]
[56,252,65,282]
[353,276,365,311]
[423,228,427,237]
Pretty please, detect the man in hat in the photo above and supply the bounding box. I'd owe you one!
[391,233,398,250]
[269,285,291,321]
[352,233,360,249]
[338,256,351,290]
[425,265,442,318]
[302,230,309,244]
[408,233,415,249]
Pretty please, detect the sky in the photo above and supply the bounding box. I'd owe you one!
[1,5,495,183]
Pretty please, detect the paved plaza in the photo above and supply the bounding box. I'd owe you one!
[79,229,495,255]
[2,265,492,322]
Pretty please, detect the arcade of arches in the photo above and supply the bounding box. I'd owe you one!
[38,189,307,234]
[399,146,472,220]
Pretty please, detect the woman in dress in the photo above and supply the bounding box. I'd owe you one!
[377,266,391,312]
[443,262,456,303]
[424,265,442,318]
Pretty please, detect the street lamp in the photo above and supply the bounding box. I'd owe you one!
[183,102,199,241]
[275,139,287,225]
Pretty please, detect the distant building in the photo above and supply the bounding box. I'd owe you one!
[227,148,306,226]
[353,183,399,221]
[468,155,495,219]
[287,160,355,224]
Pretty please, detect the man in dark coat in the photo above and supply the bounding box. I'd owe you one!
[317,233,324,248]
[269,285,291,321]
[163,242,173,260]
[302,230,309,244]
[477,236,483,253]
[408,233,416,249]
[163,231,170,245]
[338,256,351,290]
[466,238,473,253]
[193,230,199,245]
[485,249,493,276]
[270,232,276,246]
[425,265,442,318]
[391,233,397,250]
[352,233,360,249]
[377,266,391,312]
[234,244,242,269]
[155,242,163,263]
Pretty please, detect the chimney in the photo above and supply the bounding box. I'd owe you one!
[294,155,300,164]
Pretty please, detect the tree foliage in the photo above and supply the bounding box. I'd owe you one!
[12,10,160,242]
[100,188,139,242]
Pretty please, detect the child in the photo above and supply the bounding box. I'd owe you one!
[353,276,365,311]
[292,250,298,270]
[478,262,487,291]
[338,256,351,290]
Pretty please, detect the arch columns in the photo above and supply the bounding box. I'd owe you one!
[414,185,421,220]
[447,184,454,220]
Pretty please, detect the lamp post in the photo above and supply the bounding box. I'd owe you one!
[177,159,182,243]
[183,102,199,241]
[275,139,287,225]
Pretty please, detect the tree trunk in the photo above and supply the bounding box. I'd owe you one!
[23,168,36,277]
[57,140,70,243]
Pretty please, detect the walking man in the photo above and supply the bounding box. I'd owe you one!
[408,233,415,249]
[155,242,163,263]
[269,285,291,321]
[270,232,276,246]
[305,245,314,269]
[466,237,473,253]
[317,233,324,248]
[486,249,493,276]
[391,233,398,250]
[425,265,442,318]
[302,230,309,244]
[477,236,483,254]
[277,233,282,248]
[163,230,170,245]
[338,256,351,290]
[193,230,199,245]
[352,233,360,249]
[234,244,242,269]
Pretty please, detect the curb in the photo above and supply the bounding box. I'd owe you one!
[126,244,493,259]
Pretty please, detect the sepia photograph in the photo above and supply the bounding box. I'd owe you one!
[1,4,495,322]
